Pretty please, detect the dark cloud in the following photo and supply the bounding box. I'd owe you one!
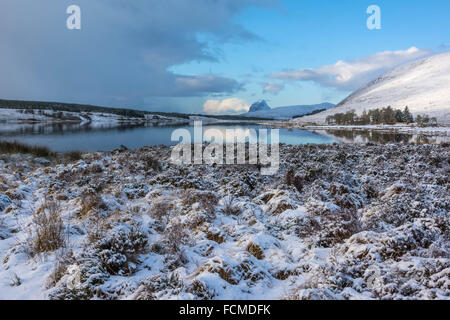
[0,0,274,110]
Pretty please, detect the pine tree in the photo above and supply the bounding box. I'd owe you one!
[403,106,414,124]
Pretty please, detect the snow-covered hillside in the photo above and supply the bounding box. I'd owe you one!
[296,52,450,124]
[0,109,187,126]
[242,103,335,120]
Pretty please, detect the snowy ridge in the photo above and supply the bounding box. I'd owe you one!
[296,52,450,124]
[0,109,187,127]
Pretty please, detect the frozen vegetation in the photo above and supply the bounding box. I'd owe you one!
[0,143,448,300]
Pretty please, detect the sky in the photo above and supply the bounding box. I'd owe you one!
[1,0,449,114]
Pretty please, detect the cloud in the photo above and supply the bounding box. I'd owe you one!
[0,0,275,109]
[437,44,450,51]
[261,82,285,95]
[269,47,432,91]
[174,75,242,96]
[203,98,249,114]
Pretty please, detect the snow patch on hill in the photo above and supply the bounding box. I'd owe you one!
[242,103,335,120]
[296,52,450,124]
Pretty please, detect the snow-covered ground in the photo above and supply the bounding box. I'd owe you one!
[0,109,187,127]
[297,51,450,124]
[0,143,449,300]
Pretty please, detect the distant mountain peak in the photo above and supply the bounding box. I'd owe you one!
[249,100,271,112]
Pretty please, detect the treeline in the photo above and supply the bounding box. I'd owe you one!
[326,106,438,126]
[0,99,268,121]
[0,99,193,119]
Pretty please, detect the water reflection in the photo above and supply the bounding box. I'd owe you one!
[316,129,447,145]
[0,122,446,152]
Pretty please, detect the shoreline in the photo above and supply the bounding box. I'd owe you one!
[260,121,450,137]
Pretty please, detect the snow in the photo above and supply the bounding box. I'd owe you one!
[249,100,271,113]
[242,103,335,120]
[0,109,187,126]
[0,143,448,300]
[297,52,450,124]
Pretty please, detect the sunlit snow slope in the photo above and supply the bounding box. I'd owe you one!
[296,52,450,124]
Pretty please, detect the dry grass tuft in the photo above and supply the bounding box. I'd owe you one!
[0,140,54,158]
[285,167,303,192]
[64,151,83,162]
[164,222,187,254]
[80,192,105,217]
[46,249,75,288]
[246,242,265,260]
[33,198,66,253]
[149,200,171,223]
[182,190,219,215]
[219,196,241,216]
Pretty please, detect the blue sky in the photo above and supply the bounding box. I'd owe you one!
[1,0,449,114]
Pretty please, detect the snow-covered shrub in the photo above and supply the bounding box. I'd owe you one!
[0,193,11,212]
[305,199,362,247]
[5,187,26,201]
[0,174,9,192]
[285,218,450,300]
[92,223,148,275]
[186,280,216,300]
[194,256,268,287]
[137,153,161,172]
[46,249,75,288]
[0,216,7,240]
[48,257,110,300]
[85,213,109,244]
[50,222,148,299]
[218,196,241,216]
[285,167,303,192]
[204,225,227,244]
[79,191,106,217]
[149,199,172,227]
[132,273,185,300]
[262,190,297,215]
[123,183,150,200]
[182,189,219,215]
[164,222,188,254]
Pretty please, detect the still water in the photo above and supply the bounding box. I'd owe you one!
[0,122,443,152]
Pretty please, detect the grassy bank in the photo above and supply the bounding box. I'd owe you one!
[0,140,83,161]
[0,140,55,157]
